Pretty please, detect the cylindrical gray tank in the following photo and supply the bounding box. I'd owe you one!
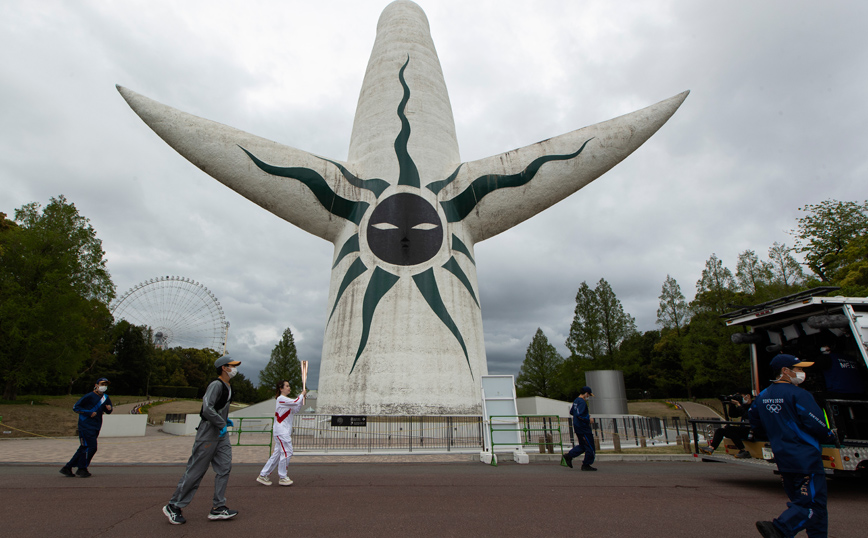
[585,370,628,414]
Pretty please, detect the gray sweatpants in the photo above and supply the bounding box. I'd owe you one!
[169,436,232,509]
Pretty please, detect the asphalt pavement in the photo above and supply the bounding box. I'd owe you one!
[3,461,867,538]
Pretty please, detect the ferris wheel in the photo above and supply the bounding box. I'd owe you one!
[111,276,229,352]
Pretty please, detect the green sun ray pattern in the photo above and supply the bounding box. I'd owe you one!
[333,234,360,269]
[442,256,479,307]
[329,257,368,324]
[412,268,472,375]
[349,267,401,374]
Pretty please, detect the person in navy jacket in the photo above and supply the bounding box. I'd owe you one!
[749,354,836,538]
[60,377,113,478]
[565,385,596,471]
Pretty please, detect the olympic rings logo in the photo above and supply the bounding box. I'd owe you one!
[766,404,782,413]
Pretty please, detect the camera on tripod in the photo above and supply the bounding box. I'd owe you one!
[718,394,742,403]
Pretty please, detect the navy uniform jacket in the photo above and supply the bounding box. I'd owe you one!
[570,397,591,434]
[73,391,113,436]
[748,382,835,474]
[822,352,866,394]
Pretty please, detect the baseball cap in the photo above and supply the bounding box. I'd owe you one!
[769,354,813,371]
[215,355,241,368]
[95,377,110,385]
[580,385,594,396]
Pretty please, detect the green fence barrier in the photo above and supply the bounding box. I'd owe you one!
[486,414,567,467]
[231,416,274,452]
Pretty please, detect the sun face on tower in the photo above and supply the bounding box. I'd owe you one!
[367,193,443,266]
[241,56,591,377]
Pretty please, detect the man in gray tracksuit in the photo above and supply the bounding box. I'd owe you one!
[162,355,241,525]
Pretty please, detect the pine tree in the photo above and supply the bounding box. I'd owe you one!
[657,275,688,335]
[259,328,304,396]
[516,328,563,398]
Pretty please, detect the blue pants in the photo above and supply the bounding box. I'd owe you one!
[67,432,99,469]
[774,472,828,537]
[567,429,595,466]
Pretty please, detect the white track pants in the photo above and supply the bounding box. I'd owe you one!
[260,434,293,479]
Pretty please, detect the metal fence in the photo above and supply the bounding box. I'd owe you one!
[286,415,487,452]
[163,413,684,453]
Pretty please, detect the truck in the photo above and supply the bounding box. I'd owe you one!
[703,287,868,476]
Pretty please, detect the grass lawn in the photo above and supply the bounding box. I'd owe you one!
[0,394,143,439]
[143,399,246,424]
[0,394,248,438]
[626,400,689,420]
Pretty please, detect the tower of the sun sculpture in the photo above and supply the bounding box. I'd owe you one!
[118,0,688,415]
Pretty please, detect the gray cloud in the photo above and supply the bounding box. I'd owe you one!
[3,0,865,387]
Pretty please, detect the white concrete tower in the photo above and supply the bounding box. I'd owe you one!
[117,1,688,414]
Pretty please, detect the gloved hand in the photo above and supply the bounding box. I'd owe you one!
[227,419,234,427]
[219,426,228,437]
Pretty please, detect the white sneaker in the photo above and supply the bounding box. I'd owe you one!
[278,477,294,486]
[256,475,272,486]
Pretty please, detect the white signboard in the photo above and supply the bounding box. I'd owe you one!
[481,375,526,463]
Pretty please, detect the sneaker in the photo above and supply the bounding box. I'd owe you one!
[208,506,238,520]
[698,446,714,456]
[75,468,92,478]
[256,475,272,486]
[581,464,597,471]
[564,455,573,468]
[279,477,294,486]
[735,450,752,459]
[163,504,186,525]
[59,466,75,477]
[755,521,785,538]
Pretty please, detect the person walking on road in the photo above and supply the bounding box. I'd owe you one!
[257,380,306,486]
[162,355,242,525]
[565,385,596,471]
[60,377,113,478]
[749,354,837,538]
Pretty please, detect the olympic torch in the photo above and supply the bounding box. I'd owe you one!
[301,360,308,393]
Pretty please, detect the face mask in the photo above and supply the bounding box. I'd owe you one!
[226,367,238,379]
[97,385,107,393]
[791,371,806,385]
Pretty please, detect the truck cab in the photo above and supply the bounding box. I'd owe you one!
[722,287,868,476]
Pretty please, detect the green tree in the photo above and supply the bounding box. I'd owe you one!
[650,328,689,398]
[259,327,303,396]
[516,328,563,398]
[835,235,868,296]
[565,282,603,361]
[229,372,260,404]
[596,279,637,362]
[617,330,661,397]
[108,321,154,396]
[0,196,115,399]
[656,275,689,335]
[792,199,868,282]
[693,253,736,315]
[767,242,804,289]
[679,311,749,398]
[735,250,773,295]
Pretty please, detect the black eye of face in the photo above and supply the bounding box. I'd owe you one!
[367,193,443,266]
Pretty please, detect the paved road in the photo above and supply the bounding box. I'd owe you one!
[677,401,723,419]
[2,461,866,538]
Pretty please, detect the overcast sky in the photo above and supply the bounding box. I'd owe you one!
[3,1,866,388]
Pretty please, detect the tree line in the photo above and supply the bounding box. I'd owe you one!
[3,196,865,404]
[516,199,868,402]
[0,197,266,402]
